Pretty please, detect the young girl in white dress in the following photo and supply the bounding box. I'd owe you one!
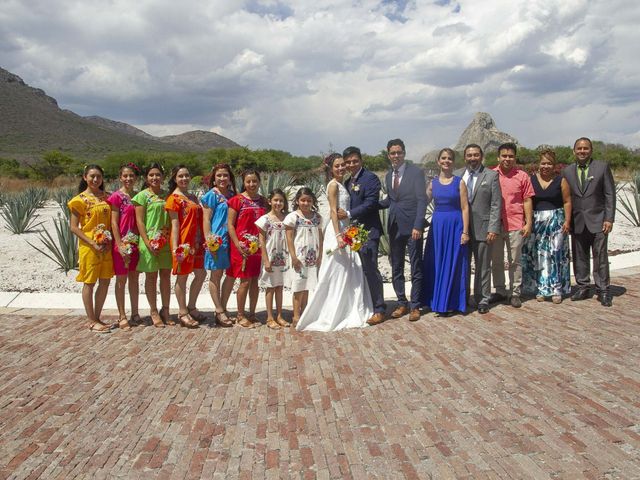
[284,187,323,327]
[255,189,289,330]
[296,154,373,332]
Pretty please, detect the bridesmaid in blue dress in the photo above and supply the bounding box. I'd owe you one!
[421,148,471,316]
[202,163,236,327]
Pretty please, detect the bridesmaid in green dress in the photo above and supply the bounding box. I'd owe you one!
[133,163,172,328]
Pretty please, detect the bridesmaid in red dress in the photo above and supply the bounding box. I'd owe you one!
[227,169,267,328]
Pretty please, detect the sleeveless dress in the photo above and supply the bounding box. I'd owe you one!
[107,190,139,275]
[421,176,468,313]
[296,180,373,331]
[521,175,571,297]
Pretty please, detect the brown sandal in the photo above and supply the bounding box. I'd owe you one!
[161,306,175,326]
[150,310,165,328]
[266,318,281,330]
[118,317,132,331]
[215,311,234,328]
[275,316,290,327]
[89,321,111,334]
[178,313,199,329]
[237,315,256,329]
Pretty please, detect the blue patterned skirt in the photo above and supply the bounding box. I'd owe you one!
[521,208,571,297]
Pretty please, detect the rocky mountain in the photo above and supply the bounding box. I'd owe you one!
[0,66,240,161]
[421,112,519,164]
[454,112,519,153]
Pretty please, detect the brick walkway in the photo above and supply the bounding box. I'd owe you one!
[1,268,639,479]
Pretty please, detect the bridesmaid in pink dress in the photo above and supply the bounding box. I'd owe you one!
[107,163,141,330]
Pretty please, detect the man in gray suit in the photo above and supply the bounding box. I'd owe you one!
[562,137,616,306]
[454,144,502,314]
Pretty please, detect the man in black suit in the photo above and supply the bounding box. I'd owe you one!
[338,146,387,325]
[379,139,427,322]
[562,137,616,306]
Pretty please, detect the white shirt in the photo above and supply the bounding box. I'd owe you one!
[392,162,407,187]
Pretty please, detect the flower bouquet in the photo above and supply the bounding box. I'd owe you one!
[149,228,169,253]
[326,223,369,256]
[174,243,192,274]
[120,231,139,267]
[93,223,113,247]
[240,233,259,272]
[205,233,224,259]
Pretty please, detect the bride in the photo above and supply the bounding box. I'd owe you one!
[296,153,373,331]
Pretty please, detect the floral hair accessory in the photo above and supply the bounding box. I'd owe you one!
[125,162,141,175]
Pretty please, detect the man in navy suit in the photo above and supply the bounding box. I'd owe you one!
[378,139,427,322]
[338,146,387,325]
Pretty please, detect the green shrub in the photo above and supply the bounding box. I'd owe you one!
[616,173,640,227]
[28,213,79,272]
[23,186,49,208]
[0,193,44,233]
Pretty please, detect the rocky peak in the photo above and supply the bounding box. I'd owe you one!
[1,67,58,107]
[454,112,518,153]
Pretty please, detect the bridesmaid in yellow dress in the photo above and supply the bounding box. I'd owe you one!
[68,164,114,333]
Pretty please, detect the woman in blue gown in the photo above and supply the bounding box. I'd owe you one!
[421,148,470,316]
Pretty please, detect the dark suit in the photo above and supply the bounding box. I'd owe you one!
[379,163,427,309]
[346,168,386,313]
[454,165,502,306]
[562,159,615,293]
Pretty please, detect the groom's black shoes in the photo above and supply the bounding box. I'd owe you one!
[571,289,590,301]
[598,292,613,307]
[391,305,409,318]
[367,313,386,326]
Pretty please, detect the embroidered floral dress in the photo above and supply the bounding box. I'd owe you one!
[165,193,205,275]
[107,190,139,275]
[132,188,172,272]
[255,213,288,288]
[201,189,231,271]
[227,194,267,278]
[68,191,114,283]
[284,210,322,293]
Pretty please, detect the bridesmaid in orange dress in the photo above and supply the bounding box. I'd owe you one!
[165,165,206,328]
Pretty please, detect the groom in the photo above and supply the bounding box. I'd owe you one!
[338,146,387,325]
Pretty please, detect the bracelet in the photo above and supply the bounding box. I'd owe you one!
[462,232,469,236]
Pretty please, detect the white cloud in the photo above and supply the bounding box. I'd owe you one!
[1,0,639,155]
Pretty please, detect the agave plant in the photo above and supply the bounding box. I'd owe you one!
[300,173,327,199]
[50,187,76,220]
[378,206,391,257]
[0,193,44,233]
[616,173,640,227]
[259,172,297,199]
[27,213,79,272]
[23,187,49,208]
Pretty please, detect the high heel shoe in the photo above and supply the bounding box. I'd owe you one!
[215,311,234,328]
[150,311,165,328]
[178,313,199,329]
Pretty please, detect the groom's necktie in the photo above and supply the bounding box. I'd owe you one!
[393,168,400,191]
[467,171,475,200]
[578,164,588,190]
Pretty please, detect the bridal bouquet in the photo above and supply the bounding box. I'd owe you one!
[240,233,259,272]
[326,223,369,256]
[93,223,112,246]
[205,233,224,259]
[149,228,169,253]
[174,243,192,273]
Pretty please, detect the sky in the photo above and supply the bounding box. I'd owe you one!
[1,0,639,158]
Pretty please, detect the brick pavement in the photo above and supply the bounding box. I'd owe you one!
[0,268,639,479]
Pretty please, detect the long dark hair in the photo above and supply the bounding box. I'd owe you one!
[143,162,165,188]
[168,164,190,193]
[239,169,261,193]
[292,187,318,212]
[323,153,343,183]
[208,163,236,195]
[78,164,105,193]
[268,188,289,214]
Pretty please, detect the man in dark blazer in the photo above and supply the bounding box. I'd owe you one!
[338,146,387,325]
[378,139,427,322]
[453,144,502,314]
[562,137,616,306]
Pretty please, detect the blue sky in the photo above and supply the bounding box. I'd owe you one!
[1,0,639,157]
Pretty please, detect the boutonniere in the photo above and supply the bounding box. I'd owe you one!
[481,181,487,186]
[351,184,360,192]
[587,176,594,181]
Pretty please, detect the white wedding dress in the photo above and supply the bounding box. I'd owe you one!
[296,180,373,331]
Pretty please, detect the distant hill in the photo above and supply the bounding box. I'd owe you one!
[0,67,240,161]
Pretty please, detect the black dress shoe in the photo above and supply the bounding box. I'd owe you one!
[571,289,590,301]
[478,303,489,314]
[599,292,613,307]
[489,293,507,304]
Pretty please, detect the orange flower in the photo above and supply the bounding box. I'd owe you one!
[345,226,359,238]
